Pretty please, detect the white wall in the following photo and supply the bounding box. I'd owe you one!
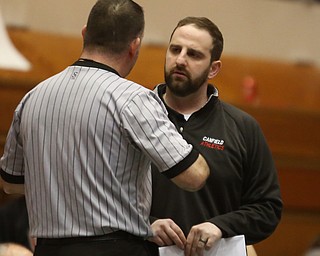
[1,0,320,67]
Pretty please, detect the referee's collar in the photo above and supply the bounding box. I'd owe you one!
[72,58,120,76]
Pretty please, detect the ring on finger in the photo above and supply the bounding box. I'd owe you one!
[199,238,208,244]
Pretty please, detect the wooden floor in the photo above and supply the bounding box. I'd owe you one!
[1,29,319,256]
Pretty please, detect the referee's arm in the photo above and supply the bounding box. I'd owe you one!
[0,170,25,195]
[163,152,210,192]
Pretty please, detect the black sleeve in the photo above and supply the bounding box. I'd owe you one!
[161,148,199,179]
[0,169,25,184]
[209,116,283,244]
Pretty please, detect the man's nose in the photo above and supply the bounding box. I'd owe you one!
[176,52,187,66]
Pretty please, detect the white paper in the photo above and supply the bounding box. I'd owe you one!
[159,235,246,256]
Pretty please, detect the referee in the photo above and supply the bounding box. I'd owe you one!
[0,1,210,256]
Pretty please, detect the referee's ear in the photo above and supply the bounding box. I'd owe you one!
[129,37,141,59]
[81,25,87,40]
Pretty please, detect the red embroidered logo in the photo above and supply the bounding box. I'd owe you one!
[200,136,225,151]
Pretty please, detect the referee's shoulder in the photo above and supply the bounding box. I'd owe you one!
[124,78,155,95]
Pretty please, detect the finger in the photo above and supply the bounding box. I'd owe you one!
[149,237,163,246]
[204,237,213,250]
[148,234,166,247]
[196,240,206,256]
[152,224,186,248]
[167,231,186,249]
[167,223,186,249]
[204,235,220,250]
[185,232,199,256]
[157,230,176,246]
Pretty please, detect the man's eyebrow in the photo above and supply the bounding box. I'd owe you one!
[169,43,181,48]
[187,48,206,57]
[169,44,206,58]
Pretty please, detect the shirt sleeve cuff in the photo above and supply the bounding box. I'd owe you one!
[162,149,199,179]
[0,169,24,184]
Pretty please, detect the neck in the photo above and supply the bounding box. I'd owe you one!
[80,51,129,77]
[164,86,208,115]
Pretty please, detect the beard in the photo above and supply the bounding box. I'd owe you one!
[164,65,210,97]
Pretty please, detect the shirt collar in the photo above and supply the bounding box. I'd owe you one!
[72,58,120,76]
[156,83,219,101]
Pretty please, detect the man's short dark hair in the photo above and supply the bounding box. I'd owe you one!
[84,0,144,55]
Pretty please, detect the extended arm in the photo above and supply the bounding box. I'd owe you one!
[170,154,210,192]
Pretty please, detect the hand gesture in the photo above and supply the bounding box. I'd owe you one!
[149,218,187,250]
[184,222,222,256]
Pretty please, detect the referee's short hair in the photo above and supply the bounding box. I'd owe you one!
[84,0,144,55]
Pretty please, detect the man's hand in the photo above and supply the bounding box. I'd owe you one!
[185,222,222,256]
[148,218,186,250]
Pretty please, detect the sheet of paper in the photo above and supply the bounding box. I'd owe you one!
[159,235,246,256]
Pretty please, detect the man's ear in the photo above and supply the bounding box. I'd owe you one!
[129,37,141,58]
[208,60,222,79]
[81,25,87,39]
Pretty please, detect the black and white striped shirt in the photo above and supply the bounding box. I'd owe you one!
[0,59,198,238]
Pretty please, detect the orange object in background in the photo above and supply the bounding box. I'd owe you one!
[241,75,259,105]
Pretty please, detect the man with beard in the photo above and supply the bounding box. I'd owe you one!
[148,17,283,256]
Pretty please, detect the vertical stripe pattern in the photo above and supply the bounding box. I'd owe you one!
[1,63,193,238]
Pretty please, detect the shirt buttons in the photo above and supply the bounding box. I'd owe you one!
[180,127,183,133]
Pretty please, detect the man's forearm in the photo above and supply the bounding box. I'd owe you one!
[0,177,25,194]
